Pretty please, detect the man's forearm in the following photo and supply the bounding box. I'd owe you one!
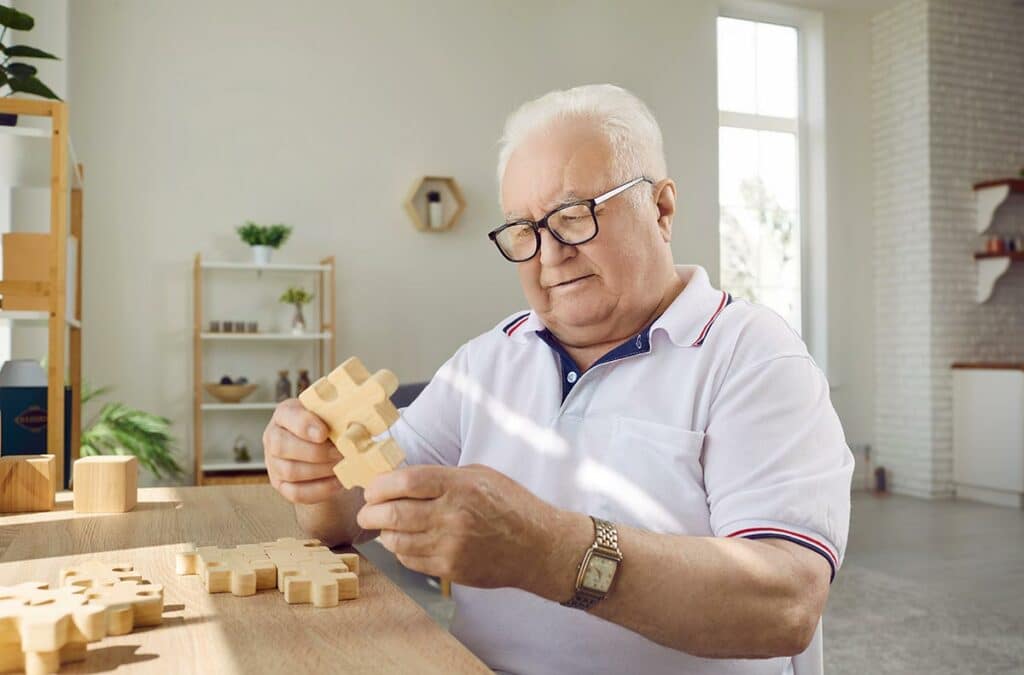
[525,510,829,659]
[294,487,377,547]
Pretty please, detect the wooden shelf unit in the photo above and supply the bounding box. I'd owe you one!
[192,253,336,485]
[0,99,83,489]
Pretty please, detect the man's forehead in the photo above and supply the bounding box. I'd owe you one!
[503,188,584,220]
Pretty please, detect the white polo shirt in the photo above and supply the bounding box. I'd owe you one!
[387,264,853,675]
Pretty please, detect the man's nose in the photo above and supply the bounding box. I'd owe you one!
[538,227,573,266]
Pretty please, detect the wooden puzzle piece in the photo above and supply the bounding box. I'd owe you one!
[78,580,163,636]
[58,561,143,590]
[0,583,107,675]
[261,538,359,587]
[72,455,138,513]
[298,357,408,489]
[332,423,406,490]
[176,545,275,595]
[176,538,361,608]
[278,559,358,608]
[0,455,55,514]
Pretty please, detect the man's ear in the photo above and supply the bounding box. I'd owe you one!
[654,179,677,242]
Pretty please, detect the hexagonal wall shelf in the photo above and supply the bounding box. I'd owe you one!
[404,175,466,233]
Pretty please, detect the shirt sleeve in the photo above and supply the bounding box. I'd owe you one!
[383,344,468,468]
[703,352,854,581]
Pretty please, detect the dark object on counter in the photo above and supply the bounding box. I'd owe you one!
[219,375,233,385]
[275,370,291,402]
[296,369,311,396]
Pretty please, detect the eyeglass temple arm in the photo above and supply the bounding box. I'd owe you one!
[593,177,654,205]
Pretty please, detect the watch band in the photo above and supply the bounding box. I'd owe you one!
[561,516,622,611]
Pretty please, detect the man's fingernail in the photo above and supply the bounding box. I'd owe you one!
[308,426,322,440]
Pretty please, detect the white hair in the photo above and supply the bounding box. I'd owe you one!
[496,84,667,206]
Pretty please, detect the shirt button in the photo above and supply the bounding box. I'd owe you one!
[566,371,578,384]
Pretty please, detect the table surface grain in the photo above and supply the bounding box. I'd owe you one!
[0,485,490,674]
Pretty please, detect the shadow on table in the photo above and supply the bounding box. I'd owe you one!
[69,644,159,672]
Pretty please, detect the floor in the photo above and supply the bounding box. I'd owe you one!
[356,492,1024,673]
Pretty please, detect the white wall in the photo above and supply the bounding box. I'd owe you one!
[64,0,878,482]
[873,0,1024,498]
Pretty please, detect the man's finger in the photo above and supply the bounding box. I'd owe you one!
[356,498,436,532]
[271,398,329,443]
[377,530,440,557]
[363,465,451,504]
[275,476,343,504]
[266,424,341,463]
[269,455,338,483]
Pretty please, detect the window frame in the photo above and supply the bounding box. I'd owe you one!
[717,0,829,380]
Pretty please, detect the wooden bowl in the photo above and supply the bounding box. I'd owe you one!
[204,382,258,404]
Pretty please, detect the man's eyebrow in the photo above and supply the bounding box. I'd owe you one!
[504,191,580,222]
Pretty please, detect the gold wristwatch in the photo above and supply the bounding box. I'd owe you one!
[561,516,623,611]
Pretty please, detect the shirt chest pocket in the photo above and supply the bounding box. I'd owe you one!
[580,416,708,533]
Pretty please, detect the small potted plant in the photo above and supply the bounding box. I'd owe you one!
[280,287,314,334]
[0,6,62,126]
[236,221,292,265]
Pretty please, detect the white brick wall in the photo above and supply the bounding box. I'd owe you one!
[873,0,1024,498]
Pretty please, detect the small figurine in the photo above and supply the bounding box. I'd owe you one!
[233,435,251,463]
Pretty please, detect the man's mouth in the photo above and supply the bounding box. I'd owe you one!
[549,274,595,289]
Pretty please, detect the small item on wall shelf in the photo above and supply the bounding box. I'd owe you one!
[403,176,467,233]
[275,370,292,402]
[236,221,293,265]
[296,369,311,396]
[222,320,234,334]
[246,321,258,333]
[427,191,443,229]
[0,6,63,127]
[209,320,221,333]
[279,287,314,335]
[233,320,245,333]
[233,435,251,463]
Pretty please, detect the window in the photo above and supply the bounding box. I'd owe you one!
[717,15,802,333]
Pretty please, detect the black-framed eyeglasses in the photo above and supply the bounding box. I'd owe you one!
[487,176,654,263]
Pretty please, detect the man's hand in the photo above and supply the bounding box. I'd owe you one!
[357,464,589,595]
[263,399,343,504]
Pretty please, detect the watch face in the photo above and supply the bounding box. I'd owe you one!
[582,554,618,593]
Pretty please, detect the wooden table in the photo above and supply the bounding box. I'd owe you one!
[0,486,490,674]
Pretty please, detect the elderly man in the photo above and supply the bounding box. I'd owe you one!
[263,84,853,674]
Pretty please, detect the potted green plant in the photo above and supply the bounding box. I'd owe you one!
[80,384,182,480]
[0,6,62,126]
[236,221,292,265]
[280,287,314,334]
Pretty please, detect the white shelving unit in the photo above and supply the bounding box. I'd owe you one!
[192,253,336,485]
[973,178,1024,302]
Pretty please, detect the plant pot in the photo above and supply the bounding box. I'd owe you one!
[0,113,18,127]
[251,245,272,265]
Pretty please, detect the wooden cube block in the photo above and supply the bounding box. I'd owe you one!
[1,232,51,311]
[0,454,55,513]
[73,456,138,513]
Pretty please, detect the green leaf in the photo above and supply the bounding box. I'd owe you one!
[0,7,34,31]
[6,62,37,79]
[7,74,61,101]
[1,45,58,59]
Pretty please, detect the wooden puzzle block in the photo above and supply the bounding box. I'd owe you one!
[261,538,359,587]
[278,559,359,608]
[176,545,276,596]
[0,582,108,675]
[332,423,406,490]
[0,455,55,514]
[298,357,407,489]
[58,561,143,590]
[77,581,163,636]
[72,455,138,513]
